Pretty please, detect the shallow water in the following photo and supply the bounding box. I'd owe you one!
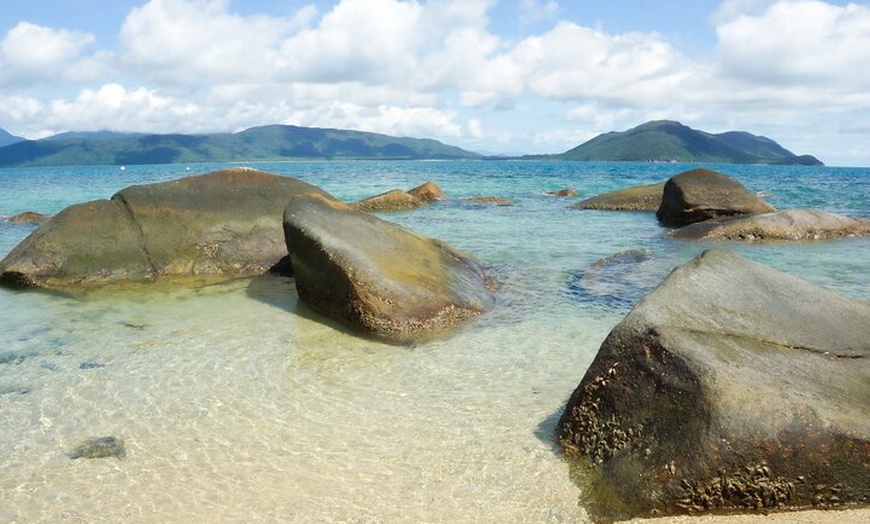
[0,161,867,522]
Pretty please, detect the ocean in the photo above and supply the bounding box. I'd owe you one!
[0,161,868,523]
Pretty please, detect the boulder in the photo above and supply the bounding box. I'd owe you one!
[408,181,445,202]
[656,168,774,227]
[547,188,578,198]
[5,211,50,223]
[354,181,445,212]
[570,182,664,211]
[557,249,869,519]
[353,189,425,212]
[672,208,870,240]
[283,192,495,343]
[0,168,330,288]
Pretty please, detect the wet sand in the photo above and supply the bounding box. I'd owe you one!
[626,507,869,524]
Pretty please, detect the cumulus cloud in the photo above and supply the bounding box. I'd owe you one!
[48,84,182,132]
[716,0,870,88]
[1,0,870,164]
[460,21,693,107]
[277,0,423,84]
[0,22,111,86]
[0,94,42,125]
[2,0,694,141]
[119,0,314,83]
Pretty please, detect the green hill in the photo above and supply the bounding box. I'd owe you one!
[553,120,823,165]
[0,125,480,167]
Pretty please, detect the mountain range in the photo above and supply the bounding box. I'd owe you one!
[550,120,823,165]
[0,125,480,167]
[0,120,822,166]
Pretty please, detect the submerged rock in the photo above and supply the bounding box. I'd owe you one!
[672,208,870,240]
[567,249,658,309]
[353,181,445,212]
[547,188,578,198]
[354,189,426,212]
[407,181,445,202]
[558,249,870,519]
[656,168,774,227]
[0,168,329,289]
[463,196,514,206]
[6,211,50,224]
[68,436,126,459]
[570,182,664,211]
[283,192,495,343]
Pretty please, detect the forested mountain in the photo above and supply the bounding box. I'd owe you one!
[0,125,480,167]
[553,120,823,165]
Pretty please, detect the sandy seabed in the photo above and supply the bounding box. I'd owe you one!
[628,508,869,524]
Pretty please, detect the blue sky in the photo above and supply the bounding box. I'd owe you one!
[1,0,868,165]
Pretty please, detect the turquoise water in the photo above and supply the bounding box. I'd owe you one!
[0,161,868,523]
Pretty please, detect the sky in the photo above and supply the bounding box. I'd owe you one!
[1,0,869,166]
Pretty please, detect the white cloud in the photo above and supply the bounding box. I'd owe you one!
[0,22,110,86]
[271,101,463,139]
[0,94,42,125]
[461,22,693,107]
[119,0,315,84]
[47,84,178,132]
[467,117,484,138]
[564,103,634,129]
[1,0,870,164]
[277,0,423,84]
[716,0,870,88]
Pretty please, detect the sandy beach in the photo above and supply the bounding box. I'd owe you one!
[626,507,869,524]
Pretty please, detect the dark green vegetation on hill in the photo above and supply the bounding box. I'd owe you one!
[551,120,823,165]
[0,120,824,166]
[0,125,480,167]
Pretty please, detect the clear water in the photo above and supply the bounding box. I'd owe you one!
[0,161,868,523]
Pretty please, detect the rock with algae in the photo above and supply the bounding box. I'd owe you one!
[68,436,126,460]
[558,249,870,519]
[283,191,495,343]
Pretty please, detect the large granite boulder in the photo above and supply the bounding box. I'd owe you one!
[0,168,329,288]
[570,182,664,211]
[672,208,870,240]
[557,249,869,519]
[283,192,494,343]
[656,168,775,227]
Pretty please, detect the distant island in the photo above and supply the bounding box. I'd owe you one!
[545,120,823,165]
[0,125,481,167]
[0,120,823,166]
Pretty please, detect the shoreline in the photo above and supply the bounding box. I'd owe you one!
[627,507,869,524]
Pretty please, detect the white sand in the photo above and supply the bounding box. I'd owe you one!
[626,507,869,524]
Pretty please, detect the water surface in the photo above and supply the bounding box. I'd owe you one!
[1,161,867,522]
